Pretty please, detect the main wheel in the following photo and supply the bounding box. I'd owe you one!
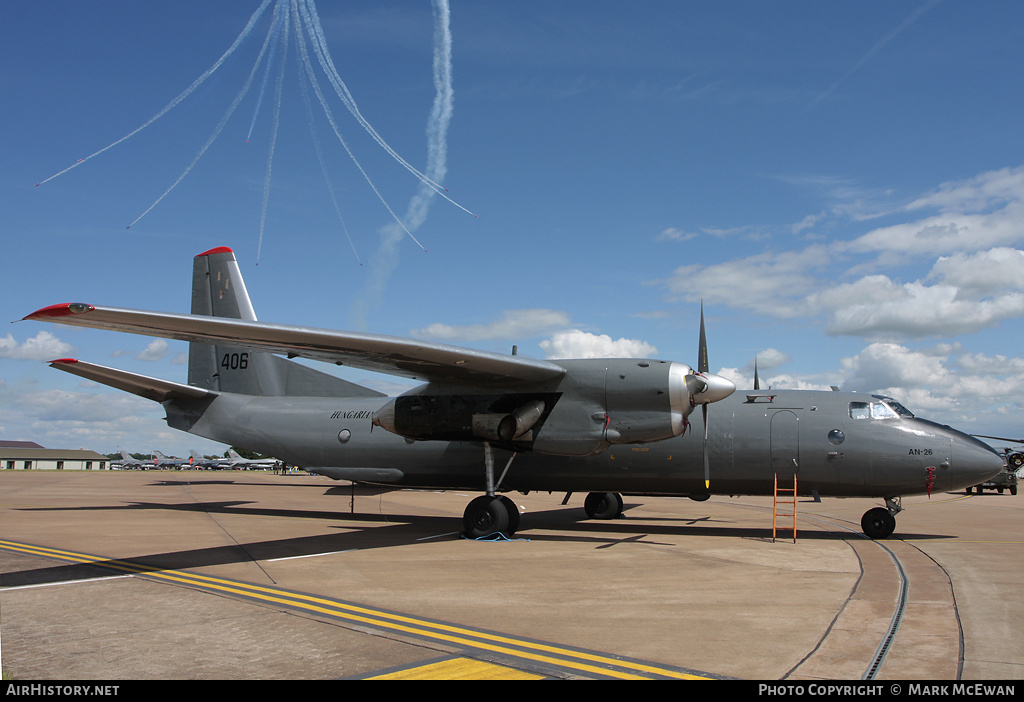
[463,495,511,539]
[861,507,896,540]
[498,495,520,534]
[584,492,623,520]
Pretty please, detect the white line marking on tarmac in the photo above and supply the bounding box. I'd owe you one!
[266,550,357,562]
[1,575,134,591]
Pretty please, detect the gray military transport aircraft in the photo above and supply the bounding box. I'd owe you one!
[23,247,1003,540]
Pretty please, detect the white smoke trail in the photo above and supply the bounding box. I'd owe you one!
[299,0,474,218]
[292,0,426,251]
[295,30,363,266]
[256,5,292,264]
[36,0,273,187]
[246,0,287,142]
[351,0,455,328]
[127,6,281,229]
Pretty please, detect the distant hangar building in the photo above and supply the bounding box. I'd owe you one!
[1,441,109,471]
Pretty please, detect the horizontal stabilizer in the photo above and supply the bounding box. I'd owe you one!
[47,359,214,404]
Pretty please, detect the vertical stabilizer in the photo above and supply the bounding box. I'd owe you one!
[188,246,271,394]
[187,246,384,398]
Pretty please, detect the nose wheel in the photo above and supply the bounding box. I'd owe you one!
[861,497,902,539]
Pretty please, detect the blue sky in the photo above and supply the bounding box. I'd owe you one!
[2,1,1023,458]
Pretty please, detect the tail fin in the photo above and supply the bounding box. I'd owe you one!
[188,247,384,398]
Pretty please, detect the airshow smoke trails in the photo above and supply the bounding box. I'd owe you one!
[291,0,426,253]
[38,0,473,258]
[127,5,282,229]
[36,0,274,187]
[256,5,291,263]
[246,2,287,142]
[295,15,362,266]
[351,0,454,329]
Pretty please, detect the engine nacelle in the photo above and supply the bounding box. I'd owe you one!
[602,360,693,444]
[370,358,735,456]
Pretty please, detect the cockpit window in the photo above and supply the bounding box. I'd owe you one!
[872,395,915,418]
[871,402,898,419]
[850,399,913,420]
[885,401,914,418]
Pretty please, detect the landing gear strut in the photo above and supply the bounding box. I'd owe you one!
[861,497,902,539]
[461,443,521,539]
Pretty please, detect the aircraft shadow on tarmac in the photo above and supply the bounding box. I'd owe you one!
[4,494,959,589]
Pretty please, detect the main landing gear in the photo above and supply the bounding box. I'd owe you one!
[861,497,902,540]
[461,442,522,539]
[462,494,520,538]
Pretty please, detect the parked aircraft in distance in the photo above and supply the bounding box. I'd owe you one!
[152,450,192,468]
[226,448,280,469]
[189,449,230,469]
[24,247,1004,539]
[114,451,149,470]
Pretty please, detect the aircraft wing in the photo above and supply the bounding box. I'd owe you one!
[24,304,568,386]
[47,358,214,403]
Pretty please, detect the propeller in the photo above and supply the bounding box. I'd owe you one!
[753,353,760,390]
[699,304,711,489]
[681,302,735,491]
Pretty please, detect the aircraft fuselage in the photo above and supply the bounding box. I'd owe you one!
[169,386,1002,500]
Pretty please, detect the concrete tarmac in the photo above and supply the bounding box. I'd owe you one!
[0,470,1021,680]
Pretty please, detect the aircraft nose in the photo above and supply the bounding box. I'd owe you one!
[953,434,1005,489]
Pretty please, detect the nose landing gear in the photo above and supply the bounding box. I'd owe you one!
[861,497,902,539]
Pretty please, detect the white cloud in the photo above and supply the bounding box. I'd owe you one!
[658,166,1024,342]
[662,245,832,316]
[656,227,699,242]
[135,339,169,362]
[907,165,1024,214]
[0,332,73,361]
[840,343,952,392]
[539,330,657,359]
[928,248,1024,298]
[412,309,571,341]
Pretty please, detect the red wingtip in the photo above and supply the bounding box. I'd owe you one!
[23,303,94,320]
[49,358,79,365]
[197,246,234,257]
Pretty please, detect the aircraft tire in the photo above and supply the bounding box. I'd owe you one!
[498,495,521,534]
[861,507,896,540]
[584,492,623,520]
[462,495,511,539]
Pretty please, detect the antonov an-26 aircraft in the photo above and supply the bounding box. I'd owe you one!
[24,247,1003,540]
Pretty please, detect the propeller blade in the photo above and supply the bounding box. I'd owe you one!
[753,354,760,390]
[699,303,710,489]
[973,434,1024,444]
[702,403,710,489]
[698,301,709,374]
